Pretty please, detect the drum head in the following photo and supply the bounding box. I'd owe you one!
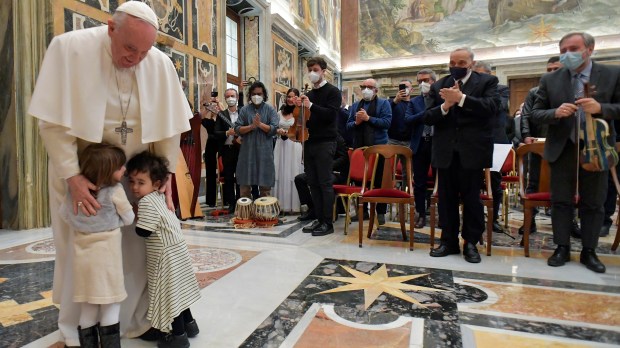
[237,197,253,206]
[254,196,278,206]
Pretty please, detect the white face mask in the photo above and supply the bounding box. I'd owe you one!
[419,82,431,94]
[361,87,374,101]
[251,95,263,105]
[404,88,411,96]
[308,71,321,84]
[225,97,237,106]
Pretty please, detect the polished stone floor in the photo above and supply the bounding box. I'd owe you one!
[1,202,619,347]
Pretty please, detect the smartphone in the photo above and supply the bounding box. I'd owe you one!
[211,91,218,97]
[398,83,406,91]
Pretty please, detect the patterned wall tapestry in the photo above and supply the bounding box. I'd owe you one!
[289,0,340,53]
[54,0,220,113]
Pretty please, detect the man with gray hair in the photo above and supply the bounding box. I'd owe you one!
[423,47,500,264]
[532,32,620,273]
[404,68,437,228]
[29,2,193,346]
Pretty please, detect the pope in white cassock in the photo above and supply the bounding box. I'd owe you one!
[28,2,192,346]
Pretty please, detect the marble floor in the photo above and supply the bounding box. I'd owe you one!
[1,202,620,348]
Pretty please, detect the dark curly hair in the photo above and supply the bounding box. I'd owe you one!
[125,151,169,187]
[247,81,269,103]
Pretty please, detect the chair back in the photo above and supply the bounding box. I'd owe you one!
[361,145,413,194]
[348,146,376,184]
[515,142,550,197]
[500,148,516,175]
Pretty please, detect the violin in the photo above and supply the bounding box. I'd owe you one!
[578,83,619,171]
[291,84,311,143]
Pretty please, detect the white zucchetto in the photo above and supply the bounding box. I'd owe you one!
[115,1,159,30]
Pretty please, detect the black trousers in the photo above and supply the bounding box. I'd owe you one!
[550,141,607,249]
[304,141,336,224]
[295,172,346,213]
[525,153,542,217]
[413,138,433,216]
[438,151,485,247]
[221,145,240,208]
[603,161,620,226]
[203,140,219,206]
[490,171,502,222]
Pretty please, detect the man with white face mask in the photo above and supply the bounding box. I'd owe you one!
[346,78,392,224]
[404,68,437,229]
[213,88,242,212]
[532,32,620,273]
[233,81,279,198]
[389,79,414,147]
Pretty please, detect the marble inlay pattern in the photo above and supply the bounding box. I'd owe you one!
[0,262,58,347]
[241,258,620,347]
[189,247,242,273]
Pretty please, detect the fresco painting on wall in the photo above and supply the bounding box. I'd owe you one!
[66,10,103,31]
[146,0,186,43]
[195,58,217,110]
[80,0,116,12]
[165,48,188,97]
[274,42,293,88]
[192,0,218,55]
[317,0,328,39]
[332,0,341,52]
[358,0,620,60]
[244,17,260,84]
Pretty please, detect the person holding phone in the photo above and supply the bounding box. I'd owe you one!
[201,90,224,207]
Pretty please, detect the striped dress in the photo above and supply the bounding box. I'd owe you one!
[136,191,201,332]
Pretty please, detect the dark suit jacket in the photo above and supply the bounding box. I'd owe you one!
[404,94,429,154]
[521,86,548,138]
[423,71,500,169]
[531,62,620,163]
[212,109,236,153]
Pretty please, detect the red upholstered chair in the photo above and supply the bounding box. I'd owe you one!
[357,145,415,250]
[429,169,495,255]
[333,147,377,235]
[516,142,551,257]
[500,147,519,229]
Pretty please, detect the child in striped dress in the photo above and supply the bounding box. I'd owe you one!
[126,151,201,348]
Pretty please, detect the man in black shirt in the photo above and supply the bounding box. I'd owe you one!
[299,57,342,236]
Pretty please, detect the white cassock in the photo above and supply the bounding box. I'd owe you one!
[29,26,191,346]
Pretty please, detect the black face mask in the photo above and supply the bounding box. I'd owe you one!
[449,66,469,80]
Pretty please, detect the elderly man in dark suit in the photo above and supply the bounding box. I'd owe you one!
[424,47,500,263]
[532,32,620,273]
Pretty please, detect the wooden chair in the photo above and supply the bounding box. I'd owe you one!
[333,147,377,235]
[429,169,495,255]
[500,148,519,229]
[516,142,551,257]
[357,145,415,251]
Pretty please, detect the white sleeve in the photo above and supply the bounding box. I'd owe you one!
[38,120,80,179]
[152,134,181,173]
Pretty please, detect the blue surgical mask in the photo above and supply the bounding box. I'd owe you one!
[449,66,469,80]
[560,51,585,71]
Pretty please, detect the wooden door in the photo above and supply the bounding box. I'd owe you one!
[509,77,540,115]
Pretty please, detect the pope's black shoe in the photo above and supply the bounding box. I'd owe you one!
[429,243,460,257]
[298,210,316,221]
[580,248,606,273]
[600,224,611,237]
[302,220,321,233]
[547,245,570,267]
[463,241,481,263]
[311,223,334,236]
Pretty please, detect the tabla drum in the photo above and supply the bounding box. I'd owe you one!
[235,197,253,220]
[252,196,280,224]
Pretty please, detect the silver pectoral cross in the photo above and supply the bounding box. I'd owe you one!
[115,121,133,145]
